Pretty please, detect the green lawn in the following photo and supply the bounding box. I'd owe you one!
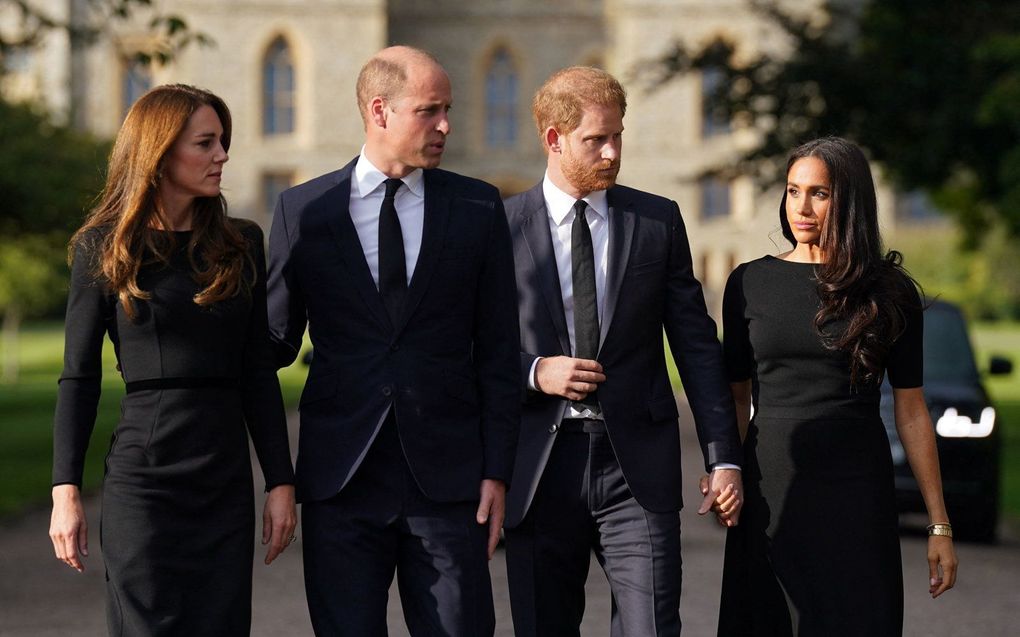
[2,322,1018,523]
[971,323,1020,518]
[0,322,308,518]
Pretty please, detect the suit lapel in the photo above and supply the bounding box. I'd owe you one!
[324,159,393,331]
[520,186,571,356]
[397,169,449,333]
[600,187,636,349]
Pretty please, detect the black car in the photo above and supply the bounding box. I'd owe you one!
[880,300,1013,542]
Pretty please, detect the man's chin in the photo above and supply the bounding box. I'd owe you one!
[420,153,444,169]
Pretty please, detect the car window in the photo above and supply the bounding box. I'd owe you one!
[924,305,980,383]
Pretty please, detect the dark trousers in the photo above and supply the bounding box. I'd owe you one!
[302,413,495,637]
[505,420,683,637]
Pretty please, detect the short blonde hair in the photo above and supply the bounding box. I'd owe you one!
[532,66,627,143]
[356,46,442,125]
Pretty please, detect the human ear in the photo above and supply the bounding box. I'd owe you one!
[545,127,561,152]
[370,97,388,128]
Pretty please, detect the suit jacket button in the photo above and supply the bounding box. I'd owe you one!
[382,386,393,397]
[390,343,399,352]
[549,423,559,433]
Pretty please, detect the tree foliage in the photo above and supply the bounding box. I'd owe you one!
[1,0,210,67]
[635,0,1020,246]
[0,99,107,237]
[0,99,108,340]
[0,1,209,378]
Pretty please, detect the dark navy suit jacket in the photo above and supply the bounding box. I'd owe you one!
[266,157,520,504]
[504,183,741,527]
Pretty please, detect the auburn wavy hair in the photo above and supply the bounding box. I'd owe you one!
[69,84,251,319]
[780,137,921,386]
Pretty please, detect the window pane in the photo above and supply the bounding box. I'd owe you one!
[701,67,730,137]
[263,173,295,218]
[263,39,295,135]
[700,176,731,219]
[122,60,152,118]
[485,48,517,148]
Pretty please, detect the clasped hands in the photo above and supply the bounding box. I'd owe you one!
[535,356,743,527]
[698,470,743,527]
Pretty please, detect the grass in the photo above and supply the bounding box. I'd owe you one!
[0,322,308,518]
[2,321,1018,522]
[971,323,1020,519]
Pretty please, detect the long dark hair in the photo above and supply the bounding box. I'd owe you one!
[69,84,251,319]
[780,137,919,386]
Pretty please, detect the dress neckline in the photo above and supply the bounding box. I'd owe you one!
[765,255,819,266]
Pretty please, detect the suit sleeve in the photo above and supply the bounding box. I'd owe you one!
[240,224,295,489]
[52,233,110,487]
[266,193,307,368]
[661,202,742,470]
[473,196,521,486]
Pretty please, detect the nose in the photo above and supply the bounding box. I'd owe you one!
[437,114,451,136]
[216,143,229,164]
[602,139,620,162]
[798,194,812,216]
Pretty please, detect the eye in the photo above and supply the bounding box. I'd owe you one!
[813,190,829,200]
[787,187,799,197]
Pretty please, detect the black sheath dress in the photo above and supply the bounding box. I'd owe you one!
[718,255,922,637]
[52,222,293,636]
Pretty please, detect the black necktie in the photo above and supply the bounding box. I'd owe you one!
[378,178,406,324]
[571,199,600,413]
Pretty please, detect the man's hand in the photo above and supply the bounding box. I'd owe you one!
[534,356,605,400]
[697,468,744,527]
[476,479,506,559]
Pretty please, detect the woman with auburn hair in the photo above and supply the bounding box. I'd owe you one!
[708,137,957,635]
[48,84,296,636]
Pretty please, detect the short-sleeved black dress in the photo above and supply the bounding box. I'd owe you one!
[52,222,294,636]
[718,255,922,637]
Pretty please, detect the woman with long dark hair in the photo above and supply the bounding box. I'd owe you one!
[48,84,296,635]
[712,137,957,635]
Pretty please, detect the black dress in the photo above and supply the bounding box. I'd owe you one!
[718,256,922,637]
[52,222,294,636]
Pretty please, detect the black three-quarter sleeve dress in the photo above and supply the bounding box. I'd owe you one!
[717,256,923,637]
[52,222,294,636]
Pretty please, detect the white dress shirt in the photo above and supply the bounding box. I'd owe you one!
[350,150,426,287]
[526,176,741,471]
[528,175,610,419]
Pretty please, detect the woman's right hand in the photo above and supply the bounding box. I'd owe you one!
[49,484,88,572]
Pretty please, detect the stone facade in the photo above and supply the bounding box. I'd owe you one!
[2,0,946,313]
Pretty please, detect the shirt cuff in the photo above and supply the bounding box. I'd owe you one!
[527,357,542,392]
[711,463,741,471]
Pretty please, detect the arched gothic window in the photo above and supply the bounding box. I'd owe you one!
[263,38,295,135]
[485,48,517,148]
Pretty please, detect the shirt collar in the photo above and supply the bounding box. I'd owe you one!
[354,148,425,199]
[542,173,608,226]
